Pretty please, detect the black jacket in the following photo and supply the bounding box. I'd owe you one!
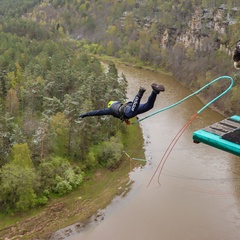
[79,101,130,120]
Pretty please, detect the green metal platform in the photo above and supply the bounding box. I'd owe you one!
[193,115,240,157]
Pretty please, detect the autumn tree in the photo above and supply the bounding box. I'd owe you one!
[0,143,37,212]
[5,88,19,116]
[48,112,69,157]
[37,155,84,196]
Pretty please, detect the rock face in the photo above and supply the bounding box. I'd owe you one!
[160,5,239,52]
[26,2,239,55]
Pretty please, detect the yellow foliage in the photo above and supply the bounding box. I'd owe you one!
[11,143,33,168]
[6,88,19,115]
[106,25,117,36]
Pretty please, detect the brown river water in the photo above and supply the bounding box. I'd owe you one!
[55,64,240,240]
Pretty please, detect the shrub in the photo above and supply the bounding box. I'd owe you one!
[38,156,84,196]
[94,136,123,168]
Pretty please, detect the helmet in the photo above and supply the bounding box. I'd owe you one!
[108,101,115,108]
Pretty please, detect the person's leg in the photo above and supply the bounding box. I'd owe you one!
[124,87,146,118]
[136,91,157,114]
[124,84,165,118]
[137,83,165,115]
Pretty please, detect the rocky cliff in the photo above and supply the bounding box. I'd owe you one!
[160,4,239,54]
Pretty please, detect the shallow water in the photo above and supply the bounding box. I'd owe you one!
[64,64,240,240]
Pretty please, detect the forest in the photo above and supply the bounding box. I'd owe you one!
[21,0,240,114]
[0,0,240,213]
[0,31,128,212]
[0,3,128,211]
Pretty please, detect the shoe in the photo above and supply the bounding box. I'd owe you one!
[151,83,165,94]
[138,87,146,97]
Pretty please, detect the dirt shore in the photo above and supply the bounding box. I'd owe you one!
[0,165,134,239]
[0,124,144,240]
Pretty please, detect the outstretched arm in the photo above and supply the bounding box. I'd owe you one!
[79,108,114,118]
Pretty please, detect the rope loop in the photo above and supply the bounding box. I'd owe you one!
[132,76,234,124]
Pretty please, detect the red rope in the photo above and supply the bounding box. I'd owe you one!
[146,113,199,188]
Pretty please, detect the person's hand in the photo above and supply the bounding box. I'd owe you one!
[124,119,131,125]
[79,114,86,119]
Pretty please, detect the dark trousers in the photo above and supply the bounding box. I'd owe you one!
[124,91,157,118]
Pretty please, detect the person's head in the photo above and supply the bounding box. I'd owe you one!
[108,101,116,108]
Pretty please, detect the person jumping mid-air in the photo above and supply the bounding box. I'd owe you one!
[233,40,240,69]
[79,83,165,124]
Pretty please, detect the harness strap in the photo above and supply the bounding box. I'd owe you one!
[118,104,129,121]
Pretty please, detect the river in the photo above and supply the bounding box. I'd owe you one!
[66,64,240,240]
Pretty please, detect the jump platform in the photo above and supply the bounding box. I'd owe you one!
[193,115,240,157]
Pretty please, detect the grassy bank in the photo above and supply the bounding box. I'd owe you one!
[0,121,145,240]
[94,53,172,76]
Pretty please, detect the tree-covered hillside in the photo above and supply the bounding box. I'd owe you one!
[0,0,41,17]
[0,1,128,212]
[21,0,240,114]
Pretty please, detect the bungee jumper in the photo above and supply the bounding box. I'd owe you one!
[79,83,165,124]
[233,40,240,69]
